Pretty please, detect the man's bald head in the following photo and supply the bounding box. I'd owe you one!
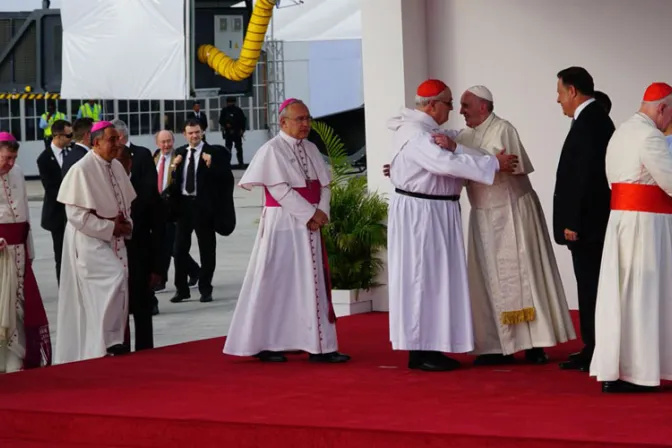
[155,130,175,154]
[460,88,494,129]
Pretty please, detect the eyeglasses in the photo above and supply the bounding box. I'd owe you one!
[286,116,313,123]
[56,133,73,138]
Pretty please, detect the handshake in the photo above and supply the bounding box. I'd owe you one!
[431,133,519,173]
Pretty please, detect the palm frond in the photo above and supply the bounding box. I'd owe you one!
[311,120,351,185]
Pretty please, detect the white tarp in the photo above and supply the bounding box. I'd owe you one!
[235,0,362,42]
[60,0,187,100]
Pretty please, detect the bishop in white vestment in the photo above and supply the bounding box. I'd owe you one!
[55,122,136,364]
[223,99,350,363]
[387,80,519,372]
[590,83,672,393]
[456,86,575,365]
[0,133,51,373]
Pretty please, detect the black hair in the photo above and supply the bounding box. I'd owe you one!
[557,66,595,96]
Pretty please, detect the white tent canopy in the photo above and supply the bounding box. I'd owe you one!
[235,0,362,41]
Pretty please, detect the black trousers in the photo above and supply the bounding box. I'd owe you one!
[224,132,243,165]
[50,225,65,285]
[174,198,216,297]
[569,241,605,358]
[127,247,154,351]
[161,222,200,284]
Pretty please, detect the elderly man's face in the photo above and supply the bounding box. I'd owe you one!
[183,124,202,147]
[0,147,18,175]
[280,103,312,140]
[156,130,174,154]
[460,92,489,128]
[95,127,120,162]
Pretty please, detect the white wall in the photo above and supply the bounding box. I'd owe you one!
[283,39,364,118]
[18,130,270,177]
[363,0,672,311]
[426,0,672,309]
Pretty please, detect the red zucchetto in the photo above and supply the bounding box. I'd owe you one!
[642,82,672,102]
[416,79,448,98]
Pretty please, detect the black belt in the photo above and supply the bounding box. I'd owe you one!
[395,188,460,201]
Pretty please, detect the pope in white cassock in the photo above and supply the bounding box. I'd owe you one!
[223,98,350,364]
[456,86,575,365]
[590,82,672,393]
[387,79,519,372]
[0,132,51,373]
[55,121,136,363]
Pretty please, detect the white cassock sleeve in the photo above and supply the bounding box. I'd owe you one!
[407,134,499,185]
[65,205,116,241]
[266,184,316,225]
[500,124,534,175]
[318,185,331,220]
[641,132,672,196]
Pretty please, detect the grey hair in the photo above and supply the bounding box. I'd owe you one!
[279,99,306,122]
[415,93,444,107]
[90,127,109,146]
[155,129,175,143]
[111,119,129,139]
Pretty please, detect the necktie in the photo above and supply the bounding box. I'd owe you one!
[186,148,196,194]
[157,155,166,192]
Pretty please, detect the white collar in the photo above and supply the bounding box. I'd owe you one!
[188,141,204,151]
[279,130,303,146]
[574,98,595,119]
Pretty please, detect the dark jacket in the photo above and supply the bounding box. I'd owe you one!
[553,100,615,246]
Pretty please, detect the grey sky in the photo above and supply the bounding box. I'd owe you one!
[2,0,61,12]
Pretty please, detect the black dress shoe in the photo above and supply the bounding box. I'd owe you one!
[525,348,549,364]
[602,380,659,393]
[106,344,130,357]
[254,351,287,362]
[308,352,351,363]
[152,304,160,316]
[153,282,166,292]
[199,294,213,303]
[474,354,516,366]
[408,351,460,371]
[170,293,190,303]
[559,358,589,372]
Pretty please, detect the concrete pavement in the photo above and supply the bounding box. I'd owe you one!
[27,171,260,349]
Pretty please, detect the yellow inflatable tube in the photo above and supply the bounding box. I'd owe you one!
[197,0,276,82]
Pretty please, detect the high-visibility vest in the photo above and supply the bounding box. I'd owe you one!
[41,112,66,137]
[79,103,102,121]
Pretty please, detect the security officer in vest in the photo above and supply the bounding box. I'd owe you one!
[77,99,102,122]
[39,100,66,150]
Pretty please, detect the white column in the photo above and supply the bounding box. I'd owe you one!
[361,0,428,311]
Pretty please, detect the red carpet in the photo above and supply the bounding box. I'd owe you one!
[1,311,671,448]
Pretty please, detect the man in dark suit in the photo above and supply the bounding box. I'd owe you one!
[62,118,94,176]
[169,118,235,303]
[115,144,165,351]
[187,102,209,142]
[111,119,161,315]
[153,130,200,293]
[553,67,615,372]
[36,119,72,284]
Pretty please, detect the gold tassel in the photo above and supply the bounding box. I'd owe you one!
[500,307,536,325]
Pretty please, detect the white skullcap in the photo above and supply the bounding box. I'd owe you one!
[466,85,493,102]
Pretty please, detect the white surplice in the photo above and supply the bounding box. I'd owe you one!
[0,165,34,373]
[456,113,575,355]
[223,131,337,356]
[55,151,136,364]
[590,113,672,387]
[387,108,500,352]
